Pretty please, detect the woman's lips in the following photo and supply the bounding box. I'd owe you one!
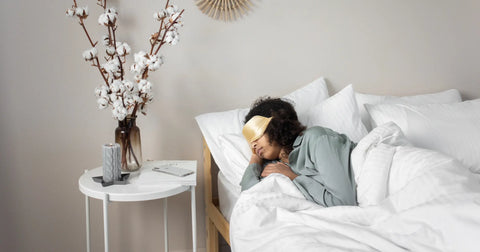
[256,147,263,156]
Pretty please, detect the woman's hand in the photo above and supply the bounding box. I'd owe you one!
[249,153,263,165]
[261,162,298,181]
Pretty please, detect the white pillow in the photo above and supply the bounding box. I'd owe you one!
[283,77,330,125]
[356,89,462,131]
[366,99,480,173]
[306,84,368,143]
[218,133,251,187]
[195,77,329,185]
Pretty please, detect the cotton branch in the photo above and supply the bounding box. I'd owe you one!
[154,9,184,55]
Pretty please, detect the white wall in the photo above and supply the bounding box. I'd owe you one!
[1,0,479,251]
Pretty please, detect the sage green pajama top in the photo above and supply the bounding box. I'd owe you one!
[240,126,357,207]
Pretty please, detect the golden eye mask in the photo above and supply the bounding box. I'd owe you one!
[242,115,272,153]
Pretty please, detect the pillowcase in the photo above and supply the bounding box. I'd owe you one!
[195,77,329,185]
[355,89,462,131]
[306,84,368,143]
[365,99,480,173]
[283,77,330,125]
[218,133,251,187]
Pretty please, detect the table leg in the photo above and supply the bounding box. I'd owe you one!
[164,198,168,252]
[103,194,109,252]
[191,186,197,252]
[85,195,90,252]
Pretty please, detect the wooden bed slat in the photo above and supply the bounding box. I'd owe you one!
[203,138,231,251]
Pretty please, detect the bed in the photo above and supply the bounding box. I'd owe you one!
[196,77,480,252]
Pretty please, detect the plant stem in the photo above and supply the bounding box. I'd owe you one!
[94,57,109,86]
[111,26,124,81]
[76,14,109,86]
[79,20,96,48]
[149,0,170,55]
[154,9,184,55]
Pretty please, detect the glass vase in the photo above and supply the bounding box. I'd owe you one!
[115,116,142,172]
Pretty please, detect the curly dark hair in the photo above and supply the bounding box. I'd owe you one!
[245,97,306,154]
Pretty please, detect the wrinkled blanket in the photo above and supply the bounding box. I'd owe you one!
[230,123,480,252]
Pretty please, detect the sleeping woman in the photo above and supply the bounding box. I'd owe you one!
[240,97,357,207]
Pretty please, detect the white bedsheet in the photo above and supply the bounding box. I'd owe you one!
[230,123,480,252]
[218,171,240,221]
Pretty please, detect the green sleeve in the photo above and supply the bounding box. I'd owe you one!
[240,163,263,191]
[293,134,357,207]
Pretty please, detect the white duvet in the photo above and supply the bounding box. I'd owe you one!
[230,123,480,252]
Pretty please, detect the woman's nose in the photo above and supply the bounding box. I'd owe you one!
[251,141,257,149]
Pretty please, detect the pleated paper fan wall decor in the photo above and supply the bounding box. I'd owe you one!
[196,0,256,21]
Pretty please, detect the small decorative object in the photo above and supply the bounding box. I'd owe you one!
[66,0,184,171]
[196,0,255,21]
[102,143,121,183]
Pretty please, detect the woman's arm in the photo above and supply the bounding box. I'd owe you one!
[239,154,264,191]
[293,134,357,207]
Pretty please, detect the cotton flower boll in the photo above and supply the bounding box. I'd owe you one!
[103,58,121,76]
[145,91,154,101]
[133,94,143,103]
[137,79,148,92]
[148,60,161,71]
[97,97,109,109]
[130,64,144,77]
[147,55,163,71]
[66,8,75,17]
[82,47,97,61]
[94,87,101,97]
[134,51,148,66]
[95,86,108,98]
[165,31,179,45]
[113,107,127,121]
[113,99,123,108]
[113,71,122,79]
[153,11,166,21]
[106,8,118,16]
[112,100,127,120]
[102,35,110,46]
[124,97,136,107]
[98,8,117,26]
[123,80,135,91]
[106,46,116,57]
[144,82,152,92]
[110,80,123,93]
[100,85,110,98]
[137,80,153,95]
[98,14,109,26]
[75,6,89,19]
[116,42,131,57]
[165,5,179,16]
[110,93,119,103]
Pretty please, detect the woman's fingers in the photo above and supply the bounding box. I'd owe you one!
[261,162,297,180]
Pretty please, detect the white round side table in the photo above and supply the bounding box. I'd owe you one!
[78,160,197,252]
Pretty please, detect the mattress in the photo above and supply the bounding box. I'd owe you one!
[217,171,241,222]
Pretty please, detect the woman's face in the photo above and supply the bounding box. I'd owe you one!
[251,133,282,160]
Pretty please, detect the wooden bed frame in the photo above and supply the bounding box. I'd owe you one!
[203,138,231,251]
